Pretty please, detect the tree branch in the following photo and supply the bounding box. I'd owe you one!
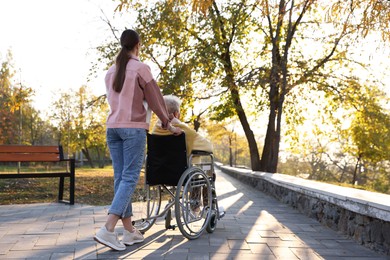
[99,8,120,42]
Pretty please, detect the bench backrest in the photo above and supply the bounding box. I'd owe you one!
[0,145,63,162]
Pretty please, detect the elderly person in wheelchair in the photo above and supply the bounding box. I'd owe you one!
[152,95,213,156]
[152,95,215,210]
[131,94,224,240]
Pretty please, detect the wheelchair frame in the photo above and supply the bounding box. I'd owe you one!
[131,135,224,240]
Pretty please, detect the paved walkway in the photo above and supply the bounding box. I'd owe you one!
[0,169,388,260]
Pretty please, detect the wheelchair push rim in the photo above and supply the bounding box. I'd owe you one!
[175,167,212,240]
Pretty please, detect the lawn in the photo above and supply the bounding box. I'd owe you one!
[0,166,145,206]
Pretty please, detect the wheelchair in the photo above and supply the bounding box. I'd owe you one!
[131,133,225,240]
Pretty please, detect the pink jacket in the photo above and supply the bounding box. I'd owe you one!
[105,57,170,130]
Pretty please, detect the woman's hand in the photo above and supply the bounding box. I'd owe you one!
[168,124,183,136]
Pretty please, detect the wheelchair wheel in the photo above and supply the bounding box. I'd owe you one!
[131,184,161,233]
[175,167,212,240]
[206,188,218,233]
[206,211,217,233]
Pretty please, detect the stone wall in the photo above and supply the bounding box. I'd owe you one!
[217,164,390,255]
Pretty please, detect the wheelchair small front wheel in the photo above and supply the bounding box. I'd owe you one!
[206,211,217,233]
[175,167,212,240]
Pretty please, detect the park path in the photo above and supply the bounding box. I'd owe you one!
[0,169,387,259]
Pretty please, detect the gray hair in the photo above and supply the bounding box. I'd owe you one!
[164,95,181,114]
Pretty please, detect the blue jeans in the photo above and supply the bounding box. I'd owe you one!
[106,128,146,218]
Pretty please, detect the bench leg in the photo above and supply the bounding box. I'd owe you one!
[69,160,75,205]
[58,177,65,202]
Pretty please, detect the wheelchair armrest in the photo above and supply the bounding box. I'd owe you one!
[191,150,213,156]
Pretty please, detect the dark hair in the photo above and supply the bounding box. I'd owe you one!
[113,29,140,93]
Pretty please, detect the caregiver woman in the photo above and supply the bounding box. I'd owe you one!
[94,29,182,251]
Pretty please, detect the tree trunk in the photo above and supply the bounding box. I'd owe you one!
[82,148,95,168]
[225,64,261,171]
[260,80,285,173]
[260,57,282,173]
[211,2,261,171]
[95,147,105,168]
[259,2,288,173]
[352,155,361,185]
[339,165,346,183]
[228,135,233,166]
[260,100,279,173]
[233,89,262,171]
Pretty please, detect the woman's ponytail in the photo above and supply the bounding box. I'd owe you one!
[112,29,140,93]
[113,48,129,93]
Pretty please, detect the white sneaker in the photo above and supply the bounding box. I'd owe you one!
[122,228,144,246]
[94,226,126,251]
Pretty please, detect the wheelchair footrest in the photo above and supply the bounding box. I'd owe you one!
[218,206,226,219]
[166,224,176,230]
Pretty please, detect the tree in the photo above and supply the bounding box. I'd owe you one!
[284,80,390,190]
[49,86,108,167]
[339,85,390,184]
[0,51,17,144]
[18,103,57,145]
[0,50,36,145]
[205,118,252,167]
[84,93,110,168]
[111,0,390,174]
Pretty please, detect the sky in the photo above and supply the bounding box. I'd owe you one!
[0,0,131,113]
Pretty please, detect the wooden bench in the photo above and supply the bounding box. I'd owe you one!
[0,145,75,205]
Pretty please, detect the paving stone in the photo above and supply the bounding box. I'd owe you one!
[50,252,75,259]
[270,247,300,259]
[289,248,324,260]
[0,243,13,255]
[276,233,298,241]
[227,239,250,250]
[0,235,20,244]
[121,249,166,259]
[11,237,39,251]
[5,249,53,259]
[187,252,210,260]
[247,243,273,254]
[258,230,279,238]
[74,243,97,259]
[189,244,230,253]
